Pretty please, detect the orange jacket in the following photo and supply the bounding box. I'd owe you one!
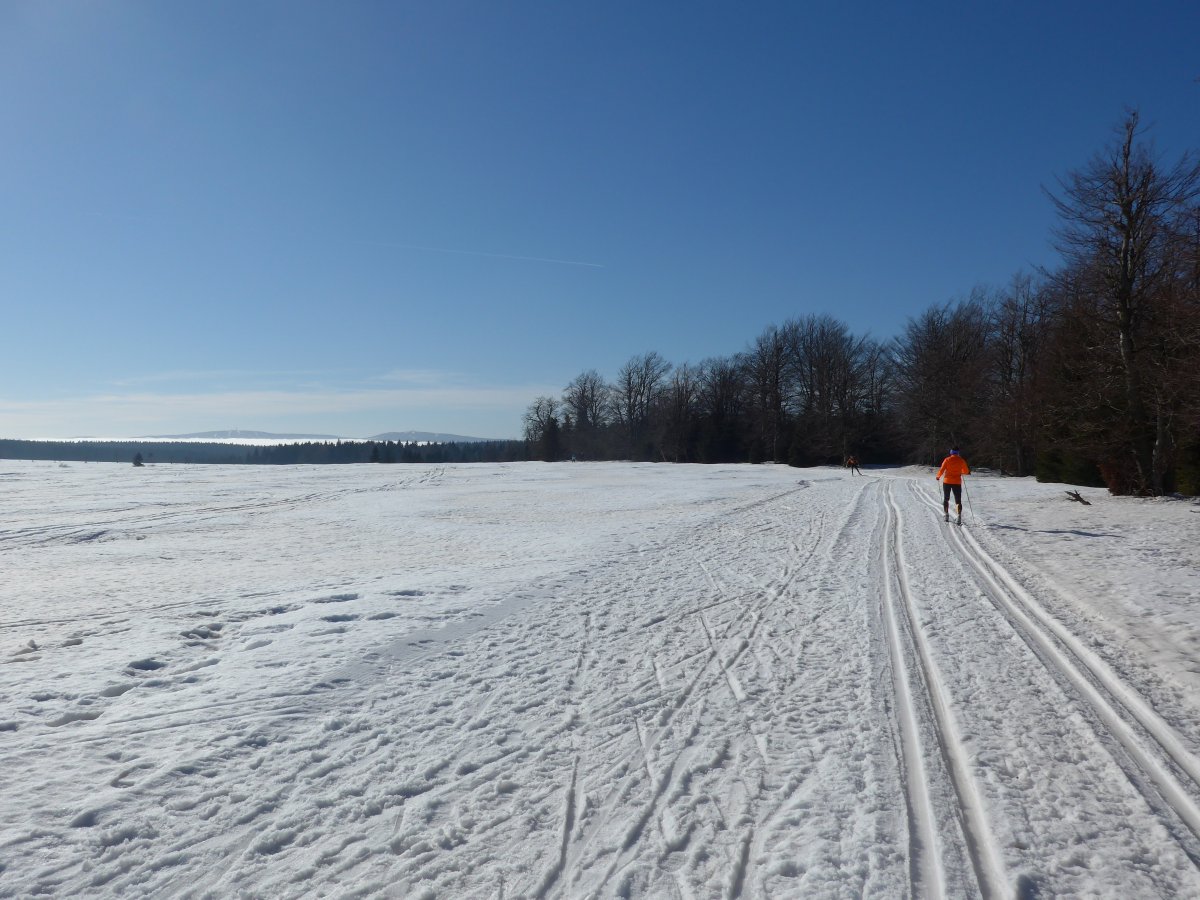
[936,455,970,485]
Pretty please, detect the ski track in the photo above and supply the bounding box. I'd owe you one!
[878,481,1007,898]
[904,479,1200,867]
[879,472,1200,897]
[3,462,1200,897]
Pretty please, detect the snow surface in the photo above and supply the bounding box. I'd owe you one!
[2,460,1199,898]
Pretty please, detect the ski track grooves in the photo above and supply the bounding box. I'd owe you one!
[907,479,1200,863]
[878,483,946,899]
[881,481,1009,899]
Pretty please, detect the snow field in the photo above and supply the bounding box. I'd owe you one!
[1,461,1199,897]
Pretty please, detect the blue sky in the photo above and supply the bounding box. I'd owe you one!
[2,1,1197,440]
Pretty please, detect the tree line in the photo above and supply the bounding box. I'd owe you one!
[523,112,1200,496]
[0,439,525,466]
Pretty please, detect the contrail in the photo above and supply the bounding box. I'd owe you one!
[377,242,605,269]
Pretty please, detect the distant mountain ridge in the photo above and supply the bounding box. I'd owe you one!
[367,431,496,444]
[142,430,343,441]
[141,429,498,443]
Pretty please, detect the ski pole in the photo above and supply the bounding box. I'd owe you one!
[964,479,977,526]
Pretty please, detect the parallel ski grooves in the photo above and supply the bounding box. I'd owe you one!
[883,482,1009,899]
[878,486,945,898]
[912,480,1200,860]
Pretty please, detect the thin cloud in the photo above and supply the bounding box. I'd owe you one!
[370,369,464,386]
[376,242,605,269]
[109,368,337,387]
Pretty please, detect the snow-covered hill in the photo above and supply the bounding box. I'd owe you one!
[1,462,1198,897]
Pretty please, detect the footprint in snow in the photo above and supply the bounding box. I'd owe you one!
[230,604,299,622]
[181,623,224,640]
[70,810,100,828]
[48,709,103,727]
[313,593,359,604]
[128,658,166,672]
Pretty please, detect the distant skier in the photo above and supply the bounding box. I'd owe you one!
[846,454,862,475]
[935,448,970,524]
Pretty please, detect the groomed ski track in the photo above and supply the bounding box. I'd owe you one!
[4,462,1200,898]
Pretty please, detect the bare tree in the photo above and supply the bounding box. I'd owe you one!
[562,370,609,432]
[986,274,1054,475]
[610,352,672,459]
[696,356,746,462]
[658,363,701,462]
[785,314,877,463]
[562,370,610,458]
[522,395,561,460]
[1176,204,1200,492]
[892,296,992,463]
[858,338,894,426]
[1047,110,1200,493]
[742,325,789,462]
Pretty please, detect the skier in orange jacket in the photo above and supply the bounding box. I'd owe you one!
[935,448,970,524]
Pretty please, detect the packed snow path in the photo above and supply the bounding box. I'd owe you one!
[2,462,1200,897]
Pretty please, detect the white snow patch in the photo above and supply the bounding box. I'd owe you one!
[0,461,1197,897]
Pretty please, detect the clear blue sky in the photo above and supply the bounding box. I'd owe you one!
[2,1,1197,439]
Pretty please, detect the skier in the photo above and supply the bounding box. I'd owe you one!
[935,448,970,524]
[846,454,862,475]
